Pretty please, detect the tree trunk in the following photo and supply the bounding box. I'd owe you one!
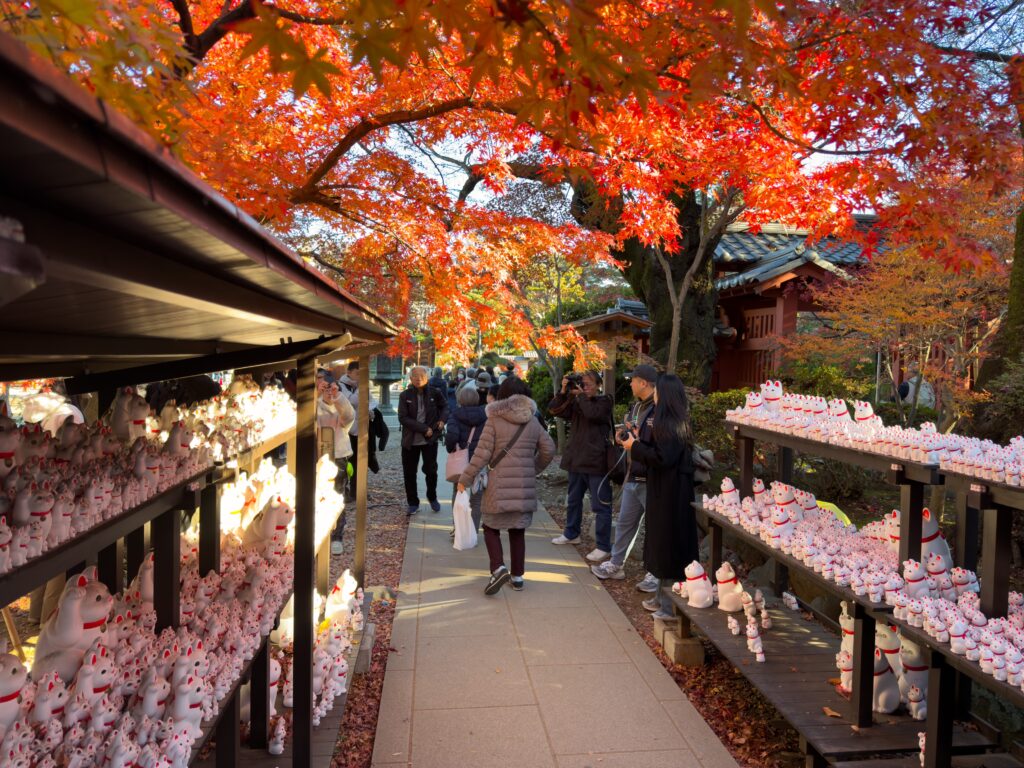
[982,202,1024,385]
[571,186,721,389]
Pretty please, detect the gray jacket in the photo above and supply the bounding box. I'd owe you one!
[459,395,555,530]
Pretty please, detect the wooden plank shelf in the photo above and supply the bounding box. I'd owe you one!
[942,471,1024,511]
[0,466,214,606]
[727,422,942,486]
[833,757,1023,768]
[665,589,996,764]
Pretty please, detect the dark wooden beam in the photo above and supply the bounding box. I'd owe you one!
[0,331,253,358]
[0,194,352,336]
[63,335,362,394]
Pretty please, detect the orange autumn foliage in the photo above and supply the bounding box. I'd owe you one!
[2,0,1021,361]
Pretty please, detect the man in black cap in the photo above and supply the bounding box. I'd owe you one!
[591,364,660,592]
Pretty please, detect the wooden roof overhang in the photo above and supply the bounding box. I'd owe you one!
[0,34,394,383]
[570,311,653,341]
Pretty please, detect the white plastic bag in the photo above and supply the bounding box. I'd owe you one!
[452,490,477,550]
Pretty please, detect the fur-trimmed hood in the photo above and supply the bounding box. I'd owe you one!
[484,394,537,425]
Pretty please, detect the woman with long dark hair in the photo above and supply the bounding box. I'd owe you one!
[616,373,698,618]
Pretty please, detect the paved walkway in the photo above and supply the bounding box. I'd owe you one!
[371,450,739,768]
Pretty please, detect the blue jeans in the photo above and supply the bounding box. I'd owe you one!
[609,481,647,567]
[564,472,613,551]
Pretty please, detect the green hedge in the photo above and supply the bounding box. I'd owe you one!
[691,389,747,471]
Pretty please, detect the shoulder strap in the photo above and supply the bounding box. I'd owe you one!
[488,421,529,470]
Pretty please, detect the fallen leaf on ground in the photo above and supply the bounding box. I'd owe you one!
[823,707,842,718]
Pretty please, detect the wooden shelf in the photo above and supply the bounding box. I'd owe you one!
[665,589,995,763]
[0,466,213,606]
[728,422,942,485]
[942,470,1024,511]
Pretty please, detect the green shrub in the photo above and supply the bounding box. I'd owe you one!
[778,361,873,402]
[874,402,939,429]
[795,458,874,503]
[974,356,1024,444]
[690,389,747,470]
[526,365,554,419]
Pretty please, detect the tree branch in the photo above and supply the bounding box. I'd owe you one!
[934,45,1015,63]
[292,98,477,201]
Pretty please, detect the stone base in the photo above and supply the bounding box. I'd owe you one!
[664,631,705,666]
[653,616,682,646]
[354,622,376,674]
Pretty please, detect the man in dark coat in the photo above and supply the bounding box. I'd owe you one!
[398,366,450,515]
[548,370,614,561]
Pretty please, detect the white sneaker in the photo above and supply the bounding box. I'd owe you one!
[591,561,625,580]
[552,535,581,545]
[585,548,610,562]
[635,573,659,593]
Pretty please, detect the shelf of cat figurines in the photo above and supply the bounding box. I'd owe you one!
[696,496,892,616]
[0,385,297,607]
[727,421,943,486]
[700,474,1024,728]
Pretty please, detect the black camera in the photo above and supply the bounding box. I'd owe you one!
[615,423,635,442]
[565,373,584,390]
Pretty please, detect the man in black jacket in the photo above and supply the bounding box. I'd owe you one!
[548,371,614,562]
[398,366,450,515]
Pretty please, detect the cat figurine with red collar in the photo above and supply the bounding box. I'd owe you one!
[169,675,205,739]
[919,508,953,573]
[242,495,294,550]
[899,637,929,704]
[872,647,901,713]
[29,672,68,727]
[32,569,113,683]
[758,379,782,416]
[71,645,115,710]
[0,653,27,736]
[0,429,19,480]
[715,562,744,612]
[684,561,714,608]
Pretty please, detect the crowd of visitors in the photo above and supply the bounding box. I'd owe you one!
[316,357,699,616]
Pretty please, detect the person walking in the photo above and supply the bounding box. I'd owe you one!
[548,371,614,562]
[338,361,378,503]
[316,377,355,554]
[398,366,449,516]
[457,378,555,594]
[590,364,660,591]
[445,383,487,534]
[616,374,698,619]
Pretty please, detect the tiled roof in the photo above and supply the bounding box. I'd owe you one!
[716,229,866,266]
[715,245,850,292]
[714,219,872,292]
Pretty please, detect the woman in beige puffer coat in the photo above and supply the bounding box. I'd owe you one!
[457,378,555,594]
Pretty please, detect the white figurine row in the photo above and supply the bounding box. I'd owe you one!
[0,487,298,766]
[0,384,297,576]
[706,471,1024,716]
[725,380,1024,486]
[671,560,770,662]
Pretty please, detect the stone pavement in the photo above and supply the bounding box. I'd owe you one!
[371,449,739,768]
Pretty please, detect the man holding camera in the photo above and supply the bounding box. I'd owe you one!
[548,370,614,562]
[591,364,660,592]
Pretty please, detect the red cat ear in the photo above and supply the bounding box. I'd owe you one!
[77,575,88,587]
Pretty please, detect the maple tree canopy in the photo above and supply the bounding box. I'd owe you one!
[3,0,1021,362]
